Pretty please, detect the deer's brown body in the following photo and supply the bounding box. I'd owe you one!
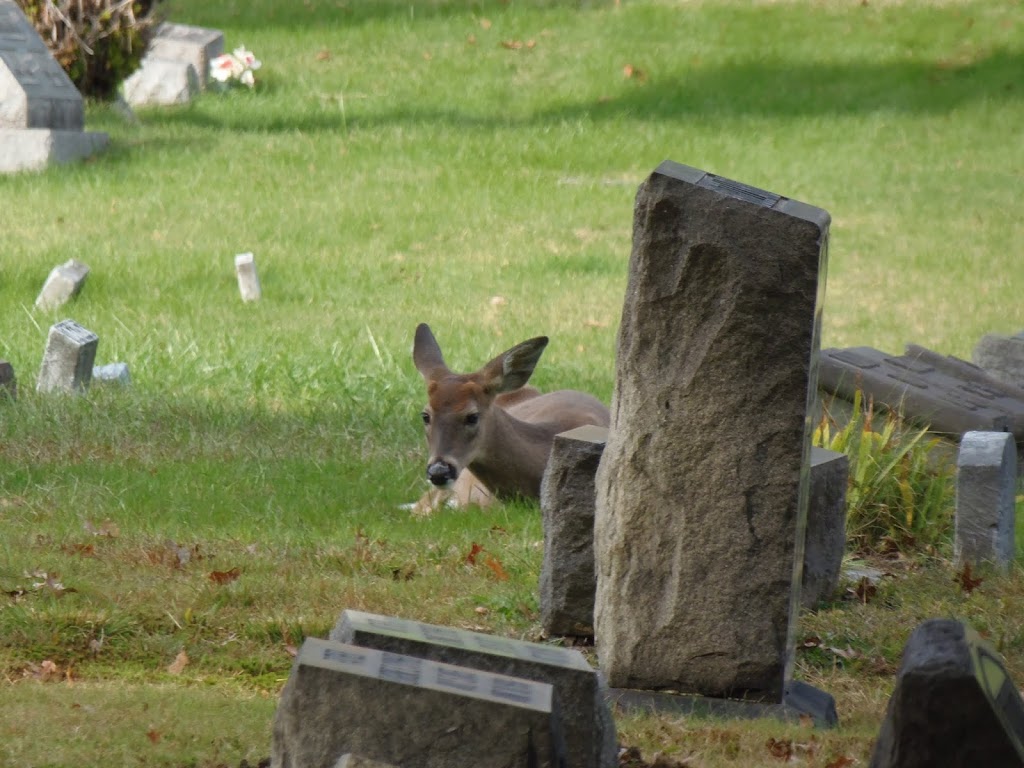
[412,324,609,509]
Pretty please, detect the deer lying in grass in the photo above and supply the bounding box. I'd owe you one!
[409,323,610,514]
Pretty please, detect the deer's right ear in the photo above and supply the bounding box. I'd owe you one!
[413,323,448,380]
[483,336,549,393]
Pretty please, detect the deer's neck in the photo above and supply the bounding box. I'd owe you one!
[469,407,553,499]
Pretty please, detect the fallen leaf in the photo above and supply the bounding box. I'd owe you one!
[825,756,856,768]
[766,737,793,760]
[208,567,241,585]
[801,635,822,648]
[623,64,647,82]
[167,650,189,675]
[501,39,524,50]
[852,576,877,604]
[146,727,161,744]
[315,49,331,61]
[484,554,509,581]
[84,519,119,538]
[480,17,492,29]
[474,605,490,616]
[37,660,60,682]
[466,542,484,565]
[526,40,536,49]
[284,644,298,658]
[799,713,814,728]
[958,561,983,595]
[61,543,96,557]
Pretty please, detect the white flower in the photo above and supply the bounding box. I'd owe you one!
[240,69,254,88]
[209,47,262,88]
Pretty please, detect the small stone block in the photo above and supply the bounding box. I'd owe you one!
[870,619,1024,767]
[235,252,261,302]
[955,432,1017,569]
[802,447,849,609]
[93,362,131,386]
[331,610,616,768]
[0,359,16,400]
[0,0,84,130]
[121,58,199,107]
[36,319,98,394]
[540,425,608,637]
[973,333,1024,392]
[0,128,108,174]
[148,23,224,89]
[35,258,89,310]
[271,637,565,768]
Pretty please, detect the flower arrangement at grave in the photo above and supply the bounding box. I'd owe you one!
[209,46,261,89]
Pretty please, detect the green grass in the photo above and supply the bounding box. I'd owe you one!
[2,0,1024,765]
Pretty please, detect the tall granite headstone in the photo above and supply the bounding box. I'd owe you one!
[595,161,829,701]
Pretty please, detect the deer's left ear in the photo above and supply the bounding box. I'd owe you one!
[482,336,548,393]
[413,323,450,381]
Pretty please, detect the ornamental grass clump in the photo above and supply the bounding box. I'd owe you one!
[815,389,956,557]
[16,0,162,99]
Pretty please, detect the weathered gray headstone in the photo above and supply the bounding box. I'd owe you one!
[235,252,261,302]
[147,23,224,89]
[973,333,1024,391]
[955,432,1017,570]
[595,161,829,701]
[0,0,108,173]
[93,362,131,386]
[540,424,607,638]
[820,346,1024,442]
[271,637,565,768]
[802,446,849,609]
[35,258,89,310]
[870,619,1024,767]
[0,359,15,400]
[121,58,199,107]
[36,319,98,394]
[0,0,82,130]
[330,610,616,768]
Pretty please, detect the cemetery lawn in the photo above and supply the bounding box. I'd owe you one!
[2,0,1023,765]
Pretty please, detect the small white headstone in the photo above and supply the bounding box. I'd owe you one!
[148,23,224,89]
[35,258,89,310]
[235,252,261,302]
[121,58,199,107]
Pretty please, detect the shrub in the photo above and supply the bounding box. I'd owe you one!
[814,389,956,557]
[16,0,162,100]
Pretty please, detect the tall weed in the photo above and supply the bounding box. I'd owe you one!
[814,390,955,556]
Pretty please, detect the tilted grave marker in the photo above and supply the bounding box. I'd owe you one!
[955,432,1017,570]
[35,258,89,310]
[271,637,566,768]
[331,609,616,768]
[595,161,829,702]
[36,319,97,394]
[870,619,1024,767]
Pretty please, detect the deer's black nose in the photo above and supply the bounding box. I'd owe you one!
[427,460,457,486]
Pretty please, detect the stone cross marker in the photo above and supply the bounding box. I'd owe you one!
[955,431,1017,570]
[595,161,830,701]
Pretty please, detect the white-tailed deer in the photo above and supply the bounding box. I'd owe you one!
[411,323,610,512]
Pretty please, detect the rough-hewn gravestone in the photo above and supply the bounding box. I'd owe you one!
[974,332,1024,391]
[595,161,829,701]
[330,610,616,768]
[271,637,565,768]
[802,447,849,610]
[35,259,89,310]
[121,58,199,107]
[540,424,607,638]
[819,346,1024,442]
[0,0,108,172]
[235,252,262,302]
[36,319,98,394]
[0,359,15,400]
[870,619,1024,767]
[955,432,1017,570]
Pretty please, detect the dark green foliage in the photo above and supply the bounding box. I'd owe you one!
[16,0,162,99]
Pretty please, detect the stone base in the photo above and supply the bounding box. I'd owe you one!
[0,129,108,173]
[608,679,838,729]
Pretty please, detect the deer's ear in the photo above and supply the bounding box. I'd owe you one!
[482,336,549,393]
[413,323,449,380]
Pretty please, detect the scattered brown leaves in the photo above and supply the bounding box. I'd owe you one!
[30,571,76,597]
[500,39,536,50]
[957,562,984,595]
[465,542,484,566]
[208,567,241,585]
[484,554,509,582]
[849,576,877,604]
[825,755,856,768]
[166,650,189,675]
[146,540,201,569]
[61,542,96,557]
[146,727,161,744]
[623,64,647,82]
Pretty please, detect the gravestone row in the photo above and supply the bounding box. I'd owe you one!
[0,0,107,172]
[271,608,617,768]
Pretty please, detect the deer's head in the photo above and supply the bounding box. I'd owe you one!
[412,323,548,488]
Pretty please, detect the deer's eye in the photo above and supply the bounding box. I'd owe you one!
[421,411,431,426]
[464,412,479,427]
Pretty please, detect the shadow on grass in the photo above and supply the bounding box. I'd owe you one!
[147,48,1021,139]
